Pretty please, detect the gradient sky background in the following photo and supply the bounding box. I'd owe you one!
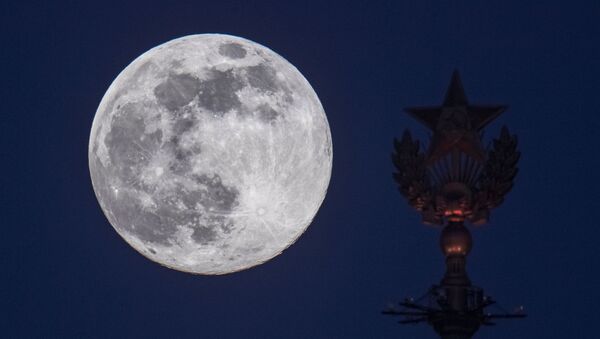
[3,1,599,338]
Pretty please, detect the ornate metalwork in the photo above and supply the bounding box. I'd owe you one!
[392,71,520,226]
[477,126,520,212]
[383,286,526,330]
[385,71,525,338]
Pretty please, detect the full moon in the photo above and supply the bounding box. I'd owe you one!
[89,34,332,274]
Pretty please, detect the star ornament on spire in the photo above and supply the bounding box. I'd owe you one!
[405,70,507,164]
[392,70,519,226]
[387,72,525,338]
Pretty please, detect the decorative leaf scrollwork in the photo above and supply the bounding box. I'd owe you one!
[392,130,431,211]
[477,126,520,210]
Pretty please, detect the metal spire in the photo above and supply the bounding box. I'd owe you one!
[385,71,525,338]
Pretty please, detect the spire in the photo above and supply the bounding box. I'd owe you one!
[386,72,525,338]
[443,70,469,106]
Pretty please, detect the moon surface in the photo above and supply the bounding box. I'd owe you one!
[89,34,332,274]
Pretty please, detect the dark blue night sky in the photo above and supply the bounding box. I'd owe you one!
[3,1,599,338]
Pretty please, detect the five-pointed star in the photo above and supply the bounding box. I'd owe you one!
[404,70,506,164]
